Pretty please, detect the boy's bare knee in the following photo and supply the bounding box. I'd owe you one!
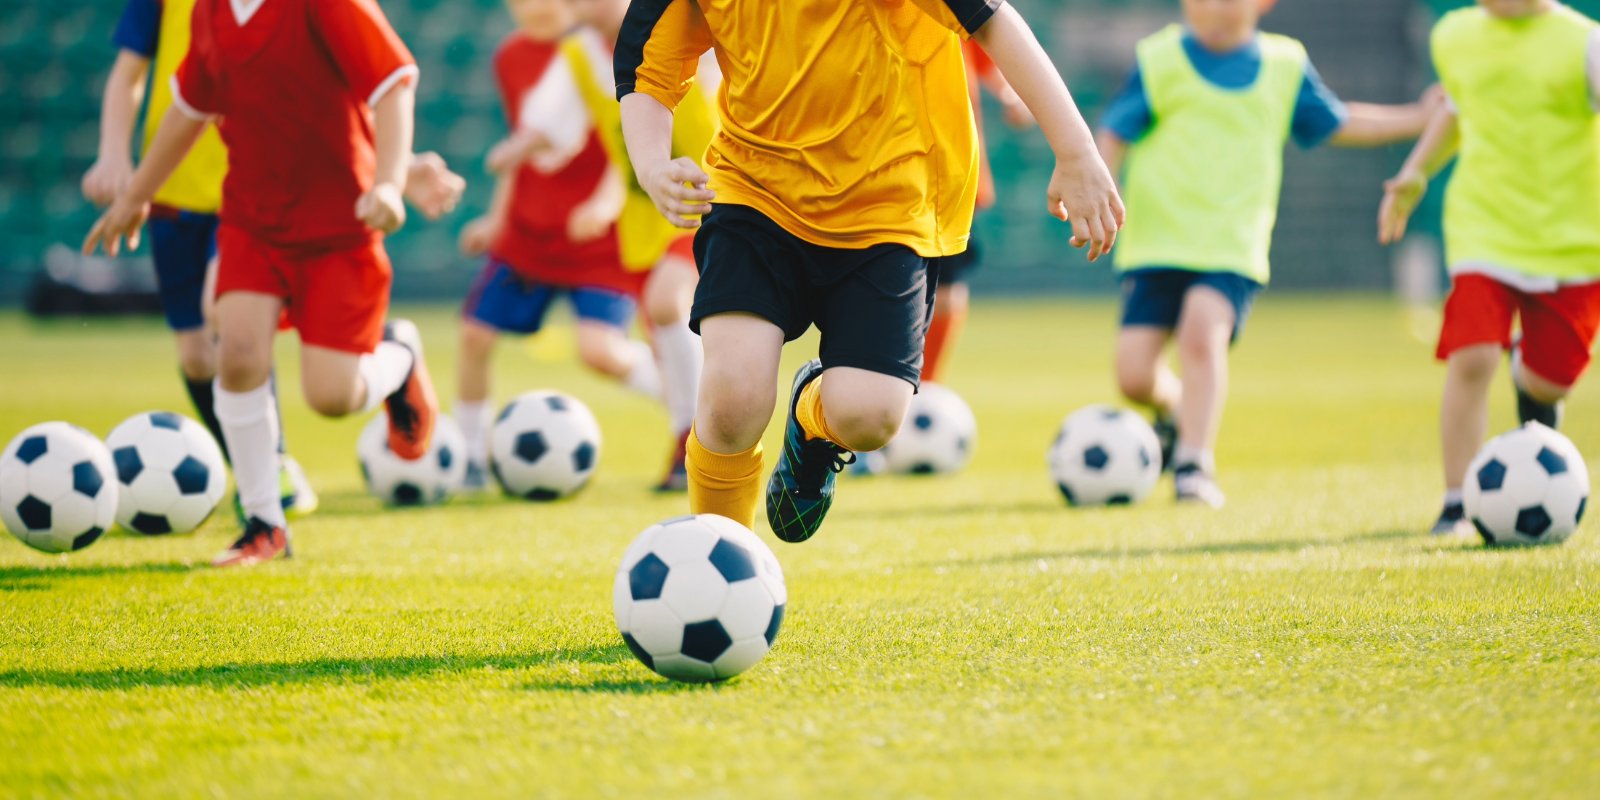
[176,331,216,381]
[827,402,904,452]
[216,338,271,391]
[1450,345,1501,383]
[302,380,358,418]
[1118,366,1156,404]
[460,322,497,359]
[1176,326,1226,364]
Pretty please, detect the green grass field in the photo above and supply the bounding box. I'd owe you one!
[1,297,1597,799]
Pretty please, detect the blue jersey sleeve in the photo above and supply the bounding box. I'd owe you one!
[1101,65,1153,142]
[112,0,162,58]
[1290,59,1350,149]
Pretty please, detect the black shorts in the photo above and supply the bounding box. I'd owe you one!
[690,204,938,387]
[1119,267,1263,344]
[933,235,980,285]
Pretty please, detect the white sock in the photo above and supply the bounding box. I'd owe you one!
[623,340,662,400]
[1174,445,1215,475]
[654,320,702,435]
[455,399,491,466]
[357,341,415,413]
[214,379,286,529]
[1443,488,1464,507]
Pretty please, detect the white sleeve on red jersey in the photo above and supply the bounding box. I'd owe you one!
[311,0,419,108]
[518,51,592,175]
[168,74,217,121]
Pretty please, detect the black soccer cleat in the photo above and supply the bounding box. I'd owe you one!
[1511,337,1564,430]
[1430,501,1473,537]
[765,359,854,543]
[1152,414,1178,473]
[1174,463,1225,509]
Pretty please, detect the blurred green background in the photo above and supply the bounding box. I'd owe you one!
[2,0,1597,303]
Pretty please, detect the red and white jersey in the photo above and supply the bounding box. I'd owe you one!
[488,30,628,290]
[173,0,417,250]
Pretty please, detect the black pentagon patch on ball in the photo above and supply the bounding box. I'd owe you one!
[73,526,105,551]
[113,446,143,484]
[708,538,756,583]
[495,401,517,423]
[130,512,172,535]
[514,431,548,464]
[1101,409,1122,421]
[72,461,104,498]
[148,412,184,431]
[913,414,933,431]
[173,456,210,495]
[437,446,453,470]
[630,553,669,600]
[764,603,785,646]
[621,632,653,670]
[1535,447,1568,476]
[1138,447,1151,470]
[1472,517,1496,545]
[393,483,423,506]
[572,441,595,472]
[680,619,733,663]
[1083,445,1109,471]
[359,459,373,487]
[525,488,561,502]
[957,437,969,453]
[661,515,697,526]
[1577,496,1588,524]
[1477,459,1507,492]
[1515,506,1552,539]
[1107,494,1132,506]
[17,496,51,530]
[16,436,48,465]
[910,463,936,475]
[1058,483,1078,506]
[545,395,568,412]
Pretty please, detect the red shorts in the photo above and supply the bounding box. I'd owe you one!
[664,234,696,265]
[1437,273,1600,387]
[215,225,392,354]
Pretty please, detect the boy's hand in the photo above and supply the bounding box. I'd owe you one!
[1420,83,1448,114]
[356,182,407,234]
[81,155,134,208]
[567,196,620,243]
[404,152,466,220]
[81,195,151,257]
[458,215,501,256]
[1048,151,1125,262]
[1378,167,1428,245]
[486,131,551,175]
[641,157,715,229]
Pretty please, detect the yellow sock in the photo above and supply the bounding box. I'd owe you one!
[686,427,764,530]
[795,376,850,449]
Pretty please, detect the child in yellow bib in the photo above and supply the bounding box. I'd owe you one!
[1098,0,1437,508]
[1380,0,1600,538]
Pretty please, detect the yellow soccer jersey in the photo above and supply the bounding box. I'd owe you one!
[615,0,999,258]
[119,0,227,212]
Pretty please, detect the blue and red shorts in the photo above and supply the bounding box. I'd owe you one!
[462,257,638,335]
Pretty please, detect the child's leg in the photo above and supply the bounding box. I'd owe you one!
[214,291,285,527]
[806,367,913,452]
[690,312,785,528]
[456,319,498,472]
[1171,286,1236,472]
[644,249,702,438]
[575,320,659,398]
[1115,326,1179,414]
[1440,343,1500,491]
[921,281,969,385]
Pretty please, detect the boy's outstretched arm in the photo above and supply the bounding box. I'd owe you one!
[1378,103,1461,245]
[1330,85,1447,148]
[82,50,150,207]
[972,4,1123,260]
[357,80,416,234]
[82,104,207,256]
[621,92,715,229]
[459,172,513,256]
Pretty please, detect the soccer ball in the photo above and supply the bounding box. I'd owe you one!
[1464,422,1588,546]
[106,411,227,535]
[613,514,787,683]
[879,383,978,475]
[357,412,467,506]
[490,390,602,501]
[1048,404,1162,506]
[0,422,118,553]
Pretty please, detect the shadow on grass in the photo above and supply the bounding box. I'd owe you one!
[833,500,1066,522]
[940,529,1422,568]
[0,562,198,591]
[0,645,706,694]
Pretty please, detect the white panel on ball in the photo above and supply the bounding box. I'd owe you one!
[1464,422,1588,546]
[879,383,978,475]
[490,390,602,500]
[106,411,228,535]
[1,422,118,553]
[1048,404,1162,507]
[358,412,467,506]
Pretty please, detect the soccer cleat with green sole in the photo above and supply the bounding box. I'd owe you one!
[765,360,854,543]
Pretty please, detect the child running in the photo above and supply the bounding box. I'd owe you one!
[84,0,444,567]
[617,0,1123,539]
[1380,0,1600,536]
[1099,0,1438,508]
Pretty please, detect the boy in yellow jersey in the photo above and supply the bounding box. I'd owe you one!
[1380,0,1600,537]
[617,0,1124,540]
[1098,0,1438,508]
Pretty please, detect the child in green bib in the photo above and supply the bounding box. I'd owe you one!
[1098,0,1438,508]
[1380,0,1600,538]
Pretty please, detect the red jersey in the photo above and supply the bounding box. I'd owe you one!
[173,0,417,251]
[488,31,629,290]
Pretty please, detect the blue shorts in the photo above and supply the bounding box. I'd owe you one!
[1119,267,1263,343]
[462,258,637,335]
[147,208,219,331]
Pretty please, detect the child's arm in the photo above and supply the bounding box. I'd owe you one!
[621,92,716,229]
[81,104,208,256]
[459,171,514,256]
[1377,103,1461,245]
[1329,86,1446,148]
[82,50,150,207]
[568,162,627,243]
[1095,130,1127,189]
[403,151,466,221]
[356,80,416,234]
[971,4,1123,260]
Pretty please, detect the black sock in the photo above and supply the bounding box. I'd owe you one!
[184,373,230,464]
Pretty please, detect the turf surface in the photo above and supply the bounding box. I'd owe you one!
[1,298,1597,798]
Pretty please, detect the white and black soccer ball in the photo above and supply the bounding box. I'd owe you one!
[1464,422,1589,546]
[0,422,118,553]
[358,412,466,506]
[614,514,786,683]
[880,383,978,475]
[1048,404,1162,507]
[490,390,602,501]
[106,411,227,535]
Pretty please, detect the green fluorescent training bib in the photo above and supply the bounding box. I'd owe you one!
[1114,25,1306,284]
[1433,6,1600,280]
